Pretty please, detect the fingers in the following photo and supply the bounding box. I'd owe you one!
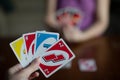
[63,27,81,42]
[22,57,40,77]
[63,27,73,41]
[29,72,39,80]
[8,64,23,75]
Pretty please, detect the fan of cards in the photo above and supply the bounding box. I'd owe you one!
[10,31,75,78]
[56,7,83,27]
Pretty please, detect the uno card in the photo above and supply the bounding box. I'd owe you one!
[39,39,75,78]
[34,31,59,59]
[10,37,29,67]
[23,32,36,62]
[23,31,46,62]
[78,59,97,72]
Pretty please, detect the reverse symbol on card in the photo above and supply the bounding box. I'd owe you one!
[43,54,65,63]
[43,44,51,48]
[40,50,69,66]
[36,38,57,54]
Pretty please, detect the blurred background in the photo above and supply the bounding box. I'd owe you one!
[0,0,48,37]
[0,0,120,80]
[0,0,120,37]
[107,0,120,35]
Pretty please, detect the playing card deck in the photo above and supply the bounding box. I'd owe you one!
[10,31,75,78]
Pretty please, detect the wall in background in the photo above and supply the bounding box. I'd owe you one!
[0,0,48,37]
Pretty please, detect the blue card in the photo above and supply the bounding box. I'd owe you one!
[34,31,59,59]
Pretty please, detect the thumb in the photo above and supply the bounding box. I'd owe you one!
[22,57,40,77]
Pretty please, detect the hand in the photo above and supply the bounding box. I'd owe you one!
[63,26,84,42]
[45,14,61,30]
[57,13,71,27]
[8,58,40,80]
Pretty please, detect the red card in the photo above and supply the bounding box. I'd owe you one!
[39,39,75,78]
[23,32,35,62]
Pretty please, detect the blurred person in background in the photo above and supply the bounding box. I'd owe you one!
[45,0,110,43]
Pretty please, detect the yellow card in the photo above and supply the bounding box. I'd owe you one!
[10,37,29,67]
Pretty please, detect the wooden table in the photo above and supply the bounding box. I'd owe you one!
[0,36,120,80]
